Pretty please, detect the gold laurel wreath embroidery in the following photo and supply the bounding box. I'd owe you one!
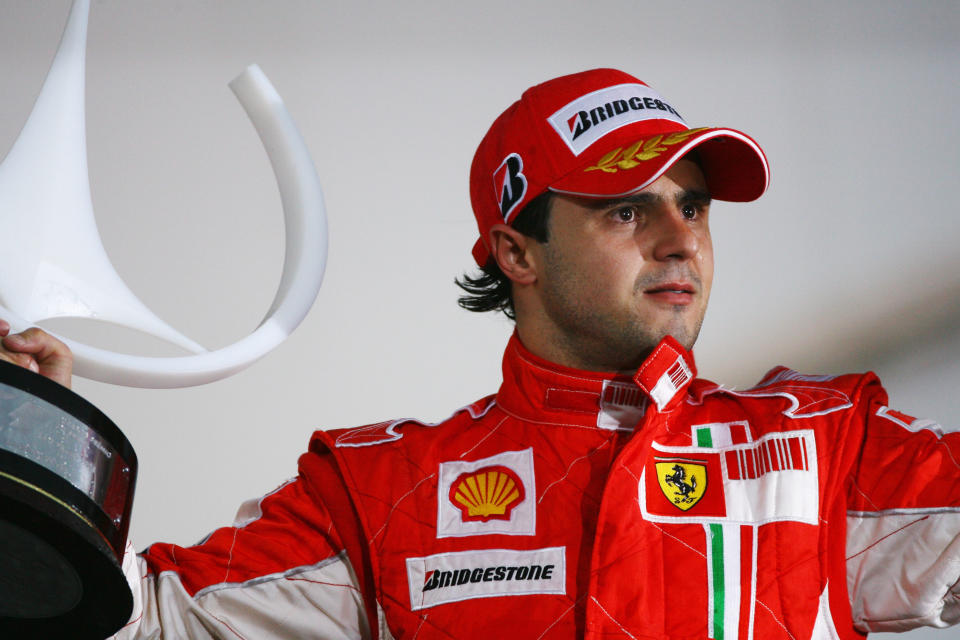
[585,127,710,173]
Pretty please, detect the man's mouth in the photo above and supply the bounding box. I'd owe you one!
[643,282,696,304]
[645,282,694,294]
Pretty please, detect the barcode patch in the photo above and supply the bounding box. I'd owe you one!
[668,360,690,388]
[725,436,808,480]
[602,383,643,407]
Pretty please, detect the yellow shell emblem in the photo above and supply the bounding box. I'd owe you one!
[656,460,707,511]
[449,465,525,522]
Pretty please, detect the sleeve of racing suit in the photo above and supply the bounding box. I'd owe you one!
[110,475,370,639]
[846,389,960,633]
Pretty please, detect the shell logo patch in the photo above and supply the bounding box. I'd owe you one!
[450,465,524,522]
[437,448,536,538]
[656,459,707,510]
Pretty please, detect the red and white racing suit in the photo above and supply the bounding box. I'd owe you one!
[115,334,960,639]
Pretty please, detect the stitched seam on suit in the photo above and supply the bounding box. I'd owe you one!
[191,552,353,599]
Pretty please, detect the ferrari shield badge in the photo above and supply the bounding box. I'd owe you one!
[656,459,707,510]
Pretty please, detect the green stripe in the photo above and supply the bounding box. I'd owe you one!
[710,524,725,639]
[696,427,725,640]
[696,426,713,448]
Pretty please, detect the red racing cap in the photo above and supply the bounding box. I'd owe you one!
[469,68,769,266]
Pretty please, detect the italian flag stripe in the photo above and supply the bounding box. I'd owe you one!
[696,426,747,640]
[709,523,725,639]
[696,423,759,639]
[697,427,724,639]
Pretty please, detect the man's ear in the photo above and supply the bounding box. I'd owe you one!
[488,224,537,285]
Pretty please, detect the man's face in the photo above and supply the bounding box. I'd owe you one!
[526,159,713,372]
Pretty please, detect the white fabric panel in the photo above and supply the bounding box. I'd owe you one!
[847,511,960,633]
[810,583,841,640]
[113,548,369,639]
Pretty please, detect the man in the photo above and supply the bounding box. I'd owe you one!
[2,69,958,639]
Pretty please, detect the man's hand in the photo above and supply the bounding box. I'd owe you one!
[0,319,73,388]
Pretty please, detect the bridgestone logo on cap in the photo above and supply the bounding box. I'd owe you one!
[548,83,686,156]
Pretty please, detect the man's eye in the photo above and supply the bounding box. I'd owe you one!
[612,206,637,222]
[681,204,698,219]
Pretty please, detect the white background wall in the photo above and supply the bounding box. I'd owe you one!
[0,1,958,637]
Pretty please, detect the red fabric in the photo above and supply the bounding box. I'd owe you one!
[302,334,939,639]
[300,448,381,640]
[134,333,960,638]
[141,478,343,596]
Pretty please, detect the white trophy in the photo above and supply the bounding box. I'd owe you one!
[0,1,327,636]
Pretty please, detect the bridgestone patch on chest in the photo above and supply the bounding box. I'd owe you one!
[405,547,566,610]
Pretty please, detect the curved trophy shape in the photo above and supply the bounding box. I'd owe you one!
[0,1,327,388]
[0,0,204,354]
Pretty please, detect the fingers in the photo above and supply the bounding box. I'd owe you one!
[0,347,40,373]
[0,318,9,337]
[1,327,74,389]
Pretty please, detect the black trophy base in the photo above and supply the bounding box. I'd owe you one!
[0,472,133,639]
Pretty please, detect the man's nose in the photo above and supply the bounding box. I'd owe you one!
[650,209,699,261]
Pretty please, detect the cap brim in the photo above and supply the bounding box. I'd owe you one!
[549,127,769,203]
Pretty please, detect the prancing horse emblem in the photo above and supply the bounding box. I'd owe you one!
[665,465,697,499]
[655,459,708,511]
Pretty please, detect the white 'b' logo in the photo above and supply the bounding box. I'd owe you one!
[492,153,527,221]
